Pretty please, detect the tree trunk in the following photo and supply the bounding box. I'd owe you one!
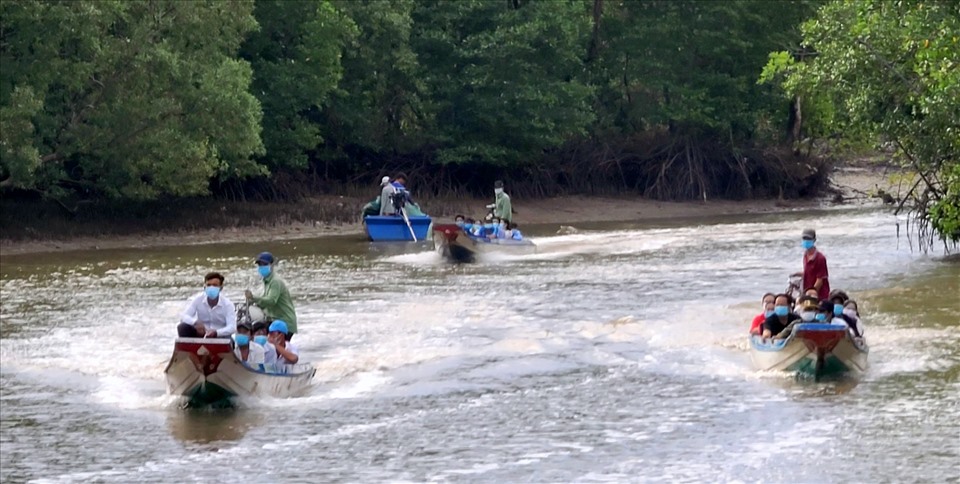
[587,0,604,63]
[787,94,802,145]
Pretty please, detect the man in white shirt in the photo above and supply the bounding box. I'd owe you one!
[177,272,237,338]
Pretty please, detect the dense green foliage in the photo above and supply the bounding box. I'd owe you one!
[0,0,263,200]
[2,0,848,207]
[765,0,960,245]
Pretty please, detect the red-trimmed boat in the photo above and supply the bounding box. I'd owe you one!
[433,224,536,263]
[164,337,316,406]
[749,323,868,380]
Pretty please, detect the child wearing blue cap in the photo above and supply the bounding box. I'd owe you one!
[267,320,299,365]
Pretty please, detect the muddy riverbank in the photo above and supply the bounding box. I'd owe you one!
[0,164,898,256]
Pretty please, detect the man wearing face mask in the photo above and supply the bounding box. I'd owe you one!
[244,252,298,341]
[791,228,830,301]
[233,321,265,366]
[178,272,236,338]
[486,180,513,223]
[761,294,801,339]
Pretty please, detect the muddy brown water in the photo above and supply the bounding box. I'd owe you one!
[1,208,958,482]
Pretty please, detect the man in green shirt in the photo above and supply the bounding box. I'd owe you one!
[245,252,299,341]
[486,180,512,223]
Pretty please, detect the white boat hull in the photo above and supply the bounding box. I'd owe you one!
[164,338,316,405]
[750,323,868,377]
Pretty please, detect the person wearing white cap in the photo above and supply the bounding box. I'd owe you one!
[379,175,398,216]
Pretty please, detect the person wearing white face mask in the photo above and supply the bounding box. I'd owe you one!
[794,295,821,323]
[178,272,236,338]
[486,180,513,223]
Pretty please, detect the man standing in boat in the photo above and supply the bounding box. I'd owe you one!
[245,252,298,341]
[378,176,396,216]
[792,228,830,301]
[178,272,236,338]
[487,180,512,223]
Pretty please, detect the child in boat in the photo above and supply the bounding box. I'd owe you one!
[471,217,486,237]
[252,321,279,368]
[267,320,299,365]
[233,321,266,366]
[455,214,466,227]
[509,223,523,240]
[487,218,507,239]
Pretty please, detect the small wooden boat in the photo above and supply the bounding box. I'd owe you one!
[164,337,316,406]
[749,323,868,380]
[433,224,536,263]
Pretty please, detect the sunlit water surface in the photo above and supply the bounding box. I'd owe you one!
[1,208,958,482]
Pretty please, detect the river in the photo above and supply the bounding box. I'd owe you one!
[1,208,957,483]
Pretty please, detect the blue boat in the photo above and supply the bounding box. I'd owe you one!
[364,215,433,241]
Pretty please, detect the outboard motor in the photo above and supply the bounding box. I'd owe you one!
[390,191,407,215]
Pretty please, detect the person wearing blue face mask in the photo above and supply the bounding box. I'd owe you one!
[790,228,830,302]
[485,217,504,239]
[178,272,236,338]
[233,321,265,366]
[761,294,801,339]
[750,293,776,335]
[828,290,863,338]
[244,252,298,341]
[252,321,278,368]
[815,300,835,323]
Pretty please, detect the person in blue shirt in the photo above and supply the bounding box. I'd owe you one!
[507,222,523,240]
[390,172,415,207]
[470,216,487,237]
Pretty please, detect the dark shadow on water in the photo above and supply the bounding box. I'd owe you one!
[166,405,265,446]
